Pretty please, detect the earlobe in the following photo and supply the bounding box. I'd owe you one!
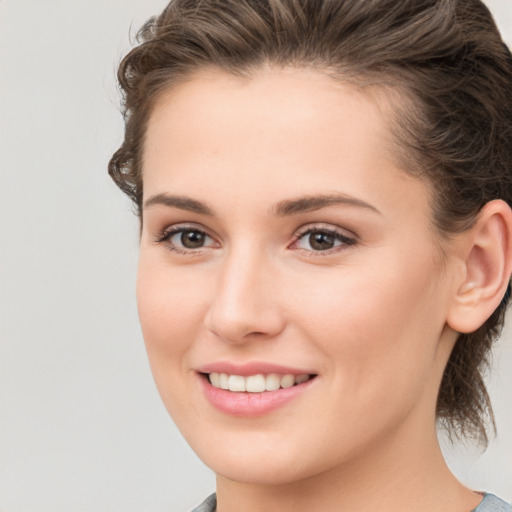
[447,199,512,334]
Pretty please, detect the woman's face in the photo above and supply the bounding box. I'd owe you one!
[138,67,459,484]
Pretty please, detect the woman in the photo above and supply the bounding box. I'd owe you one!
[109,0,512,510]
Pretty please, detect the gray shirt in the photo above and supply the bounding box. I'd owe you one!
[191,493,512,512]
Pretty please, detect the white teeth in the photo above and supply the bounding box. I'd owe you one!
[209,372,220,388]
[265,373,281,391]
[245,374,266,393]
[208,372,312,392]
[219,373,229,390]
[280,374,295,388]
[228,375,246,392]
[295,374,309,384]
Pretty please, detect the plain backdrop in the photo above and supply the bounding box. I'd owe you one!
[0,1,511,511]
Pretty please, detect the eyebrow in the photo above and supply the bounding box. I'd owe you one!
[144,193,214,215]
[272,193,381,216]
[143,192,381,217]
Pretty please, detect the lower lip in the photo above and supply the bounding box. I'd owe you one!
[199,375,316,417]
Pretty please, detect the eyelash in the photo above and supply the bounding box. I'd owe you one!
[290,225,357,255]
[154,224,217,255]
[154,223,357,256]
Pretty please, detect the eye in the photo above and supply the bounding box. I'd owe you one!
[172,229,208,249]
[292,226,356,253]
[156,225,218,253]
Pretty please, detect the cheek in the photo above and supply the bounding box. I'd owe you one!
[136,253,209,339]
[292,251,447,407]
[135,257,209,399]
[297,260,441,344]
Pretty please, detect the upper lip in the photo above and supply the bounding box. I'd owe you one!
[196,361,316,376]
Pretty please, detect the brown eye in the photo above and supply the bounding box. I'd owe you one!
[294,228,356,253]
[158,227,217,253]
[308,232,335,251]
[181,230,206,248]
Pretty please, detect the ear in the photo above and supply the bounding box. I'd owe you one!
[447,199,512,334]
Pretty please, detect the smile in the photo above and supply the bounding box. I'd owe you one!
[208,372,312,393]
[199,368,318,417]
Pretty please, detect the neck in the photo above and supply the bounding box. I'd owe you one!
[215,419,481,512]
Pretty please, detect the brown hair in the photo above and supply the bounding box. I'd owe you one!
[108,0,512,444]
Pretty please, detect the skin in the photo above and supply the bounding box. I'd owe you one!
[137,66,487,512]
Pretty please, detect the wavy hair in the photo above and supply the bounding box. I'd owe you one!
[109,0,512,444]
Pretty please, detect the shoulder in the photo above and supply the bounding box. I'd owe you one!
[473,494,512,512]
[191,493,217,512]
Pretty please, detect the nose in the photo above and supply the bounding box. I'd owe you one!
[204,246,285,344]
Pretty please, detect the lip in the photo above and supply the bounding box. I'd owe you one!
[196,361,318,417]
[196,361,315,376]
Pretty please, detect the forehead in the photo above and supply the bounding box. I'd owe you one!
[145,68,395,170]
[146,67,388,143]
[142,66,431,223]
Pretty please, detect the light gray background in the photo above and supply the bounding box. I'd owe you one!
[0,1,511,511]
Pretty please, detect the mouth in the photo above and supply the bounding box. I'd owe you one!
[204,372,315,393]
[198,369,318,416]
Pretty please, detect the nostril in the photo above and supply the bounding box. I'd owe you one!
[203,276,286,344]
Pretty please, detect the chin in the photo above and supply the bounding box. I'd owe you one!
[211,457,311,486]
[185,428,336,486]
